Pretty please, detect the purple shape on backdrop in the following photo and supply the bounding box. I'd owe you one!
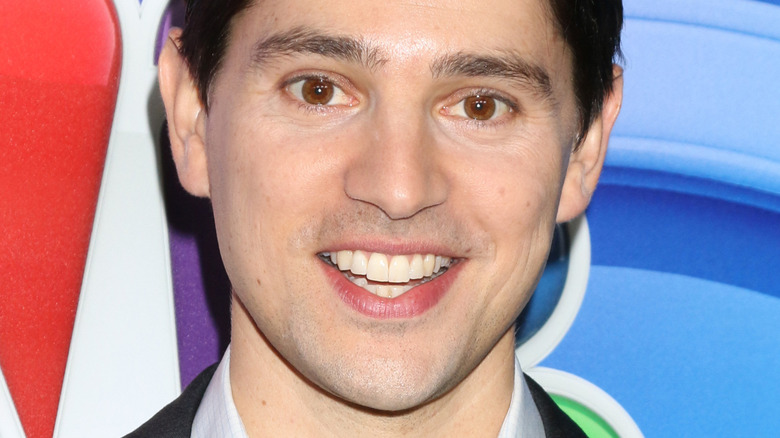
[160,126,232,388]
[168,227,231,387]
[154,0,186,64]
[152,0,229,388]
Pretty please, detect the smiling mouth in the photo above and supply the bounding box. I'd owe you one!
[319,250,454,299]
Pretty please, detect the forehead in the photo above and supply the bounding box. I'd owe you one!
[228,0,567,72]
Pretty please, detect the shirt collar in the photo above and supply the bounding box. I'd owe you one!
[497,354,546,438]
[191,347,248,438]
[193,347,544,437]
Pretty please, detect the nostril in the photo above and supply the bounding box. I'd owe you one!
[343,119,448,219]
[344,166,448,220]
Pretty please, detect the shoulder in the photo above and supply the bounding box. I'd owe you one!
[523,373,588,438]
[123,364,219,438]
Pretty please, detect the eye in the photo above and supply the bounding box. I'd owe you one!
[287,77,354,107]
[447,94,511,121]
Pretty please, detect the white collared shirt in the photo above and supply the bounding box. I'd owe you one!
[191,348,248,438]
[192,347,544,437]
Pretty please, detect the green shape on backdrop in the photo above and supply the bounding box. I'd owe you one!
[551,395,619,438]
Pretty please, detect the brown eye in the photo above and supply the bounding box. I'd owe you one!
[288,76,354,108]
[463,95,496,120]
[300,78,334,105]
[445,93,511,123]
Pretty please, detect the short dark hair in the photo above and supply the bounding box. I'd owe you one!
[179,0,254,110]
[179,0,622,141]
[548,0,623,143]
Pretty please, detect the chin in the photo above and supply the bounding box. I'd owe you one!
[312,354,458,413]
[335,381,439,413]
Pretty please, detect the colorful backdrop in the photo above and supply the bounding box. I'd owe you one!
[1,0,778,436]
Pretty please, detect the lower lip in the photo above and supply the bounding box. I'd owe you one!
[322,261,463,319]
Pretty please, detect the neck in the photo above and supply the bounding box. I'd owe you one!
[229,293,517,438]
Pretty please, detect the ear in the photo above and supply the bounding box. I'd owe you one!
[556,65,623,223]
[158,28,210,198]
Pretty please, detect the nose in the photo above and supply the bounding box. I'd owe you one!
[344,108,448,220]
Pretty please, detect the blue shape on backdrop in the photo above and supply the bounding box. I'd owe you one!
[542,267,780,437]
[587,178,780,297]
[543,0,780,435]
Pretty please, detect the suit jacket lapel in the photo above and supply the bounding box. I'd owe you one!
[124,364,218,438]
[524,373,587,438]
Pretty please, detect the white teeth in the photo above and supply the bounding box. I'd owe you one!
[327,250,453,299]
[351,250,368,275]
[390,286,405,298]
[388,255,410,283]
[337,250,353,270]
[409,254,424,280]
[423,254,435,277]
[366,253,389,282]
[376,285,391,298]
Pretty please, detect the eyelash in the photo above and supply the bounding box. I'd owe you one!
[466,88,519,112]
[443,88,519,126]
[281,73,356,113]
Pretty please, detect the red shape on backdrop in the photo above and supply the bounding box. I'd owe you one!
[0,2,121,437]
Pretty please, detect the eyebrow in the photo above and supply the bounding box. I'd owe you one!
[430,52,554,101]
[250,27,555,102]
[250,26,387,71]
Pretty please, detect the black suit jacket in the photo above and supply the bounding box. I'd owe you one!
[125,365,586,437]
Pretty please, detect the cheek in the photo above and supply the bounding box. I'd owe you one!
[463,143,565,233]
[201,118,291,294]
[207,112,324,223]
[457,140,565,300]
[203,108,355,284]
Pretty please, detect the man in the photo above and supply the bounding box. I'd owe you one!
[129,0,623,435]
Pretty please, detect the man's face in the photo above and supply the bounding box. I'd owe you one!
[199,0,583,411]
